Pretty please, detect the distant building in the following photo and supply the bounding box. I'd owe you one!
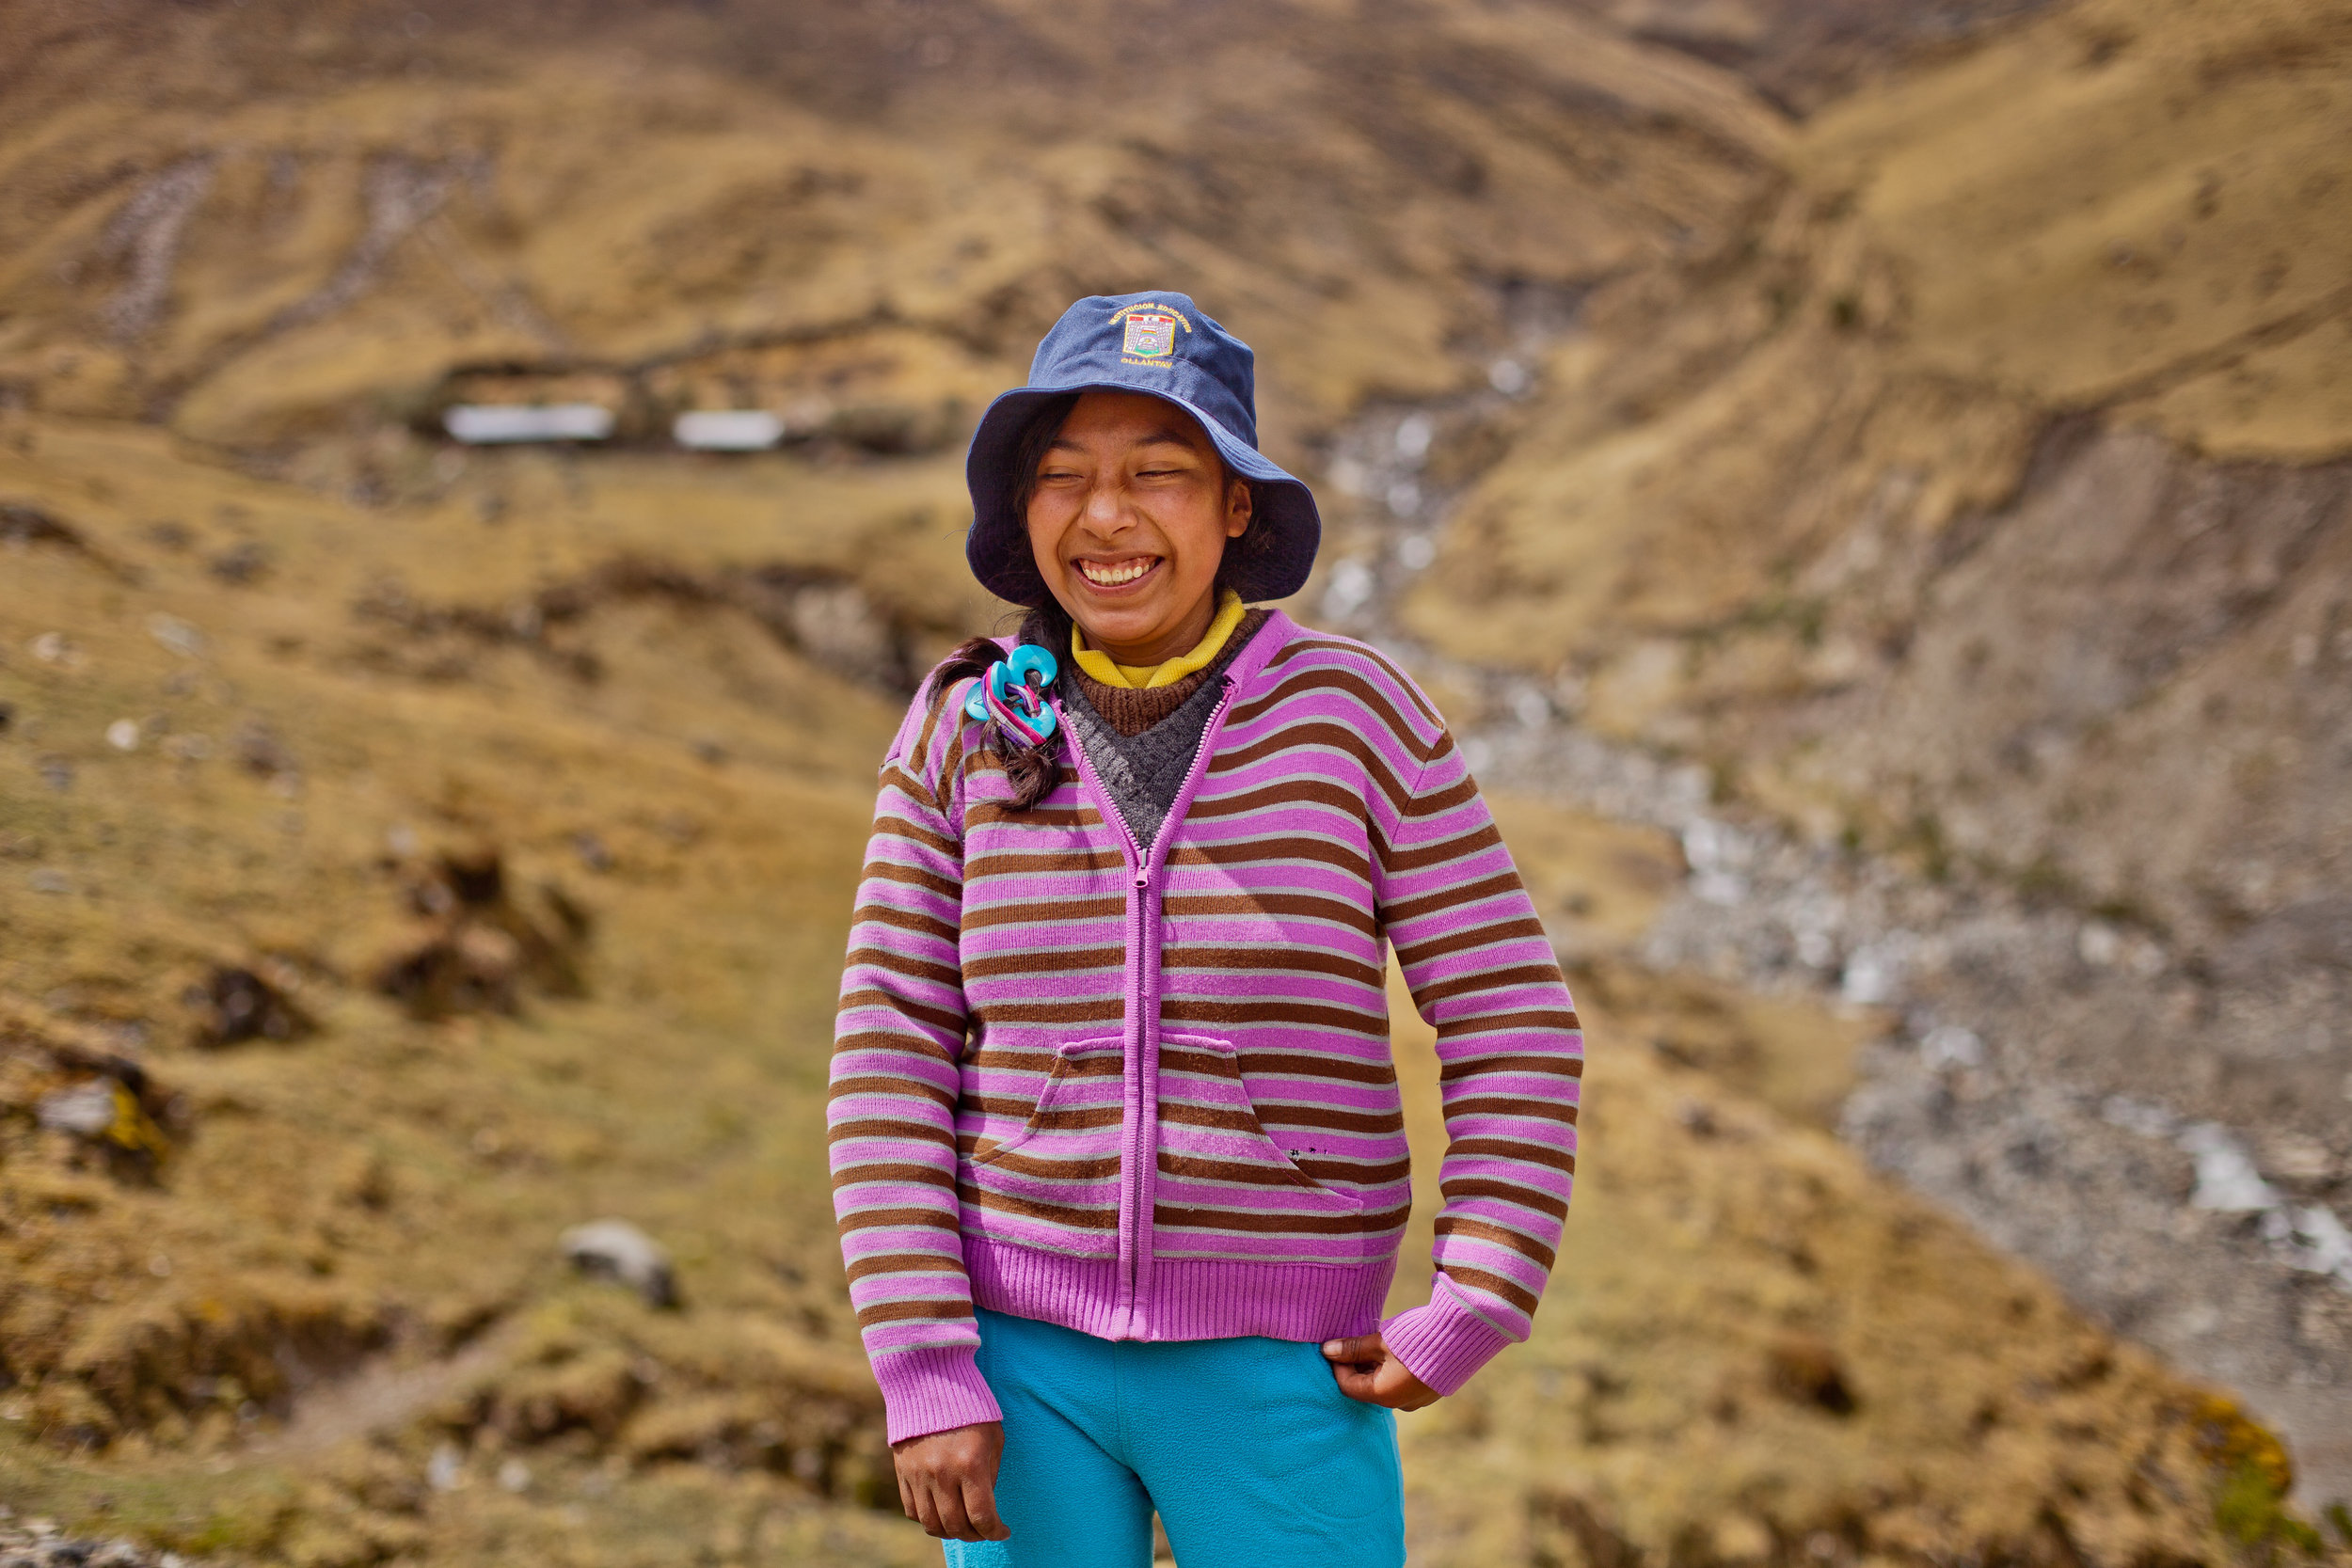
[444,404,613,443]
[674,410,785,451]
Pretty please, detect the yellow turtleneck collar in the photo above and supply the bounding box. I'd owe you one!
[1071,589,1248,690]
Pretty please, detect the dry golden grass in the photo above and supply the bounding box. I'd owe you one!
[0,405,2306,1566]
[2,0,2341,1559]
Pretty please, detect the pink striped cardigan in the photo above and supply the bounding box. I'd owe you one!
[829,612,1583,1442]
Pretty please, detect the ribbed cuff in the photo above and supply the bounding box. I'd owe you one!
[871,1343,1004,1445]
[1379,1278,1518,1396]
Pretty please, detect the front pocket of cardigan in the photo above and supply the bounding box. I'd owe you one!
[1152,1032,1368,1263]
[961,1036,1126,1258]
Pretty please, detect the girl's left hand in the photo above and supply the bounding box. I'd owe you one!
[1321,1333,1441,1409]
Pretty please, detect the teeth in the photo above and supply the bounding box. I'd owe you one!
[1080,559,1153,586]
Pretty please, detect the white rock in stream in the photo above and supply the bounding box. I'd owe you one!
[1393,415,1433,461]
[2180,1123,2281,1212]
[1322,559,1375,619]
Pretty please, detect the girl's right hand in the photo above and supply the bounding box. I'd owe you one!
[891,1420,1011,1543]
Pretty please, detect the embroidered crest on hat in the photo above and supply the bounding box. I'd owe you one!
[1113,302,1187,365]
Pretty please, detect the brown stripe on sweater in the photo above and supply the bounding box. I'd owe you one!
[1435,1264,1541,1316]
[1295,1154,1413,1185]
[1159,998,1389,1034]
[1397,768,1479,819]
[1154,1101,1272,1134]
[959,1092,1089,1120]
[966,848,1132,879]
[1259,637,1443,723]
[969,1148,1124,1180]
[857,1298,981,1327]
[831,1162,958,1191]
[1414,962,1573,1005]
[959,1184,1123,1230]
[1154,1151,1330,1188]
[1433,1010,1586,1042]
[1184,777,1372,821]
[959,1048,1071,1075]
[829,1116,965,1147]
[860,861,965,901]
[1232,1050,1399,1085]
[1250,1103,1408,1136]
[1437,1178,1571,1219]
[1434,1214,1560,1268]
[1160,944,1385,987]
[1208,723,1422,811]
[832,1073,958,1109]
[1168,836,1375,881]
[961,895,1129,928]
[1229,662,1443,745]
[977,998,1128,1025]
[1380,820,1502,873]
[845,949,962,989]
[871,814,962,858]
[836,1207,961,1234]
[1436,1049,1585,1083]
[1162,891,1380,935]
[838,989,965,1036]
[1446,1095,1580,1125]
[966,801,1105,831]
[904,687,953,765]
[1446,1135,1578,1172]
[846,1253,965,1282]
[879,763,942,816]
[1391,916,1550,968]
[1031,1103,1126,1132]
[1155,1041,1243,1072]
[1152,1204,1363,1235]
[850,904,961,944]
[1382,869,1527,926]
[1154,1198,1414,1235]
[832,1031,959,1065]
[961,946,1127,979]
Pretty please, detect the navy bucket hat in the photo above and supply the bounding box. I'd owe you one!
[964,291,1321,604]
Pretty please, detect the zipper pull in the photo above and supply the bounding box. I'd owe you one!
[1135,872,1149,890]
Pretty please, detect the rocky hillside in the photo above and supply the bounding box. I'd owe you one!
[3,0,2348,1560]
[1388,0,2352,1501]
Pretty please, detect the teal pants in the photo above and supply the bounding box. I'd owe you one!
[944,1307,1405,1568]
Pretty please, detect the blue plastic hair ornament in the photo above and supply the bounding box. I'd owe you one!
[963,643,1059,746]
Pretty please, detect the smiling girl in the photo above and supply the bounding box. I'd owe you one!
[828,293,1584,1568]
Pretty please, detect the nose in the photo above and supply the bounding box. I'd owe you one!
[1081,476,1133,534]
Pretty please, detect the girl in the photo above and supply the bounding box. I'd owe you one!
[829,292,1583,1567]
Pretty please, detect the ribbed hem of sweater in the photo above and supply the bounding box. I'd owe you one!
[966,1238,1395,1343]
[1378,1275,1519,1395]
[868,1342,1004,1445]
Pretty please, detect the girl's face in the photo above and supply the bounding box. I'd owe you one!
[1025,390,1252,668]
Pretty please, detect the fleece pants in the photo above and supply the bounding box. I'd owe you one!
[943,1307,1406,1568]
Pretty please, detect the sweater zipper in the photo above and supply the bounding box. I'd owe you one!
[1055,676,1239,1334]
[1054,699,1149,1331]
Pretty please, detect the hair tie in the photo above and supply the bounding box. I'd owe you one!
[963,643,1059,744]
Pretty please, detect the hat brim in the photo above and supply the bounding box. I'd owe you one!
[963,383,1321,605]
